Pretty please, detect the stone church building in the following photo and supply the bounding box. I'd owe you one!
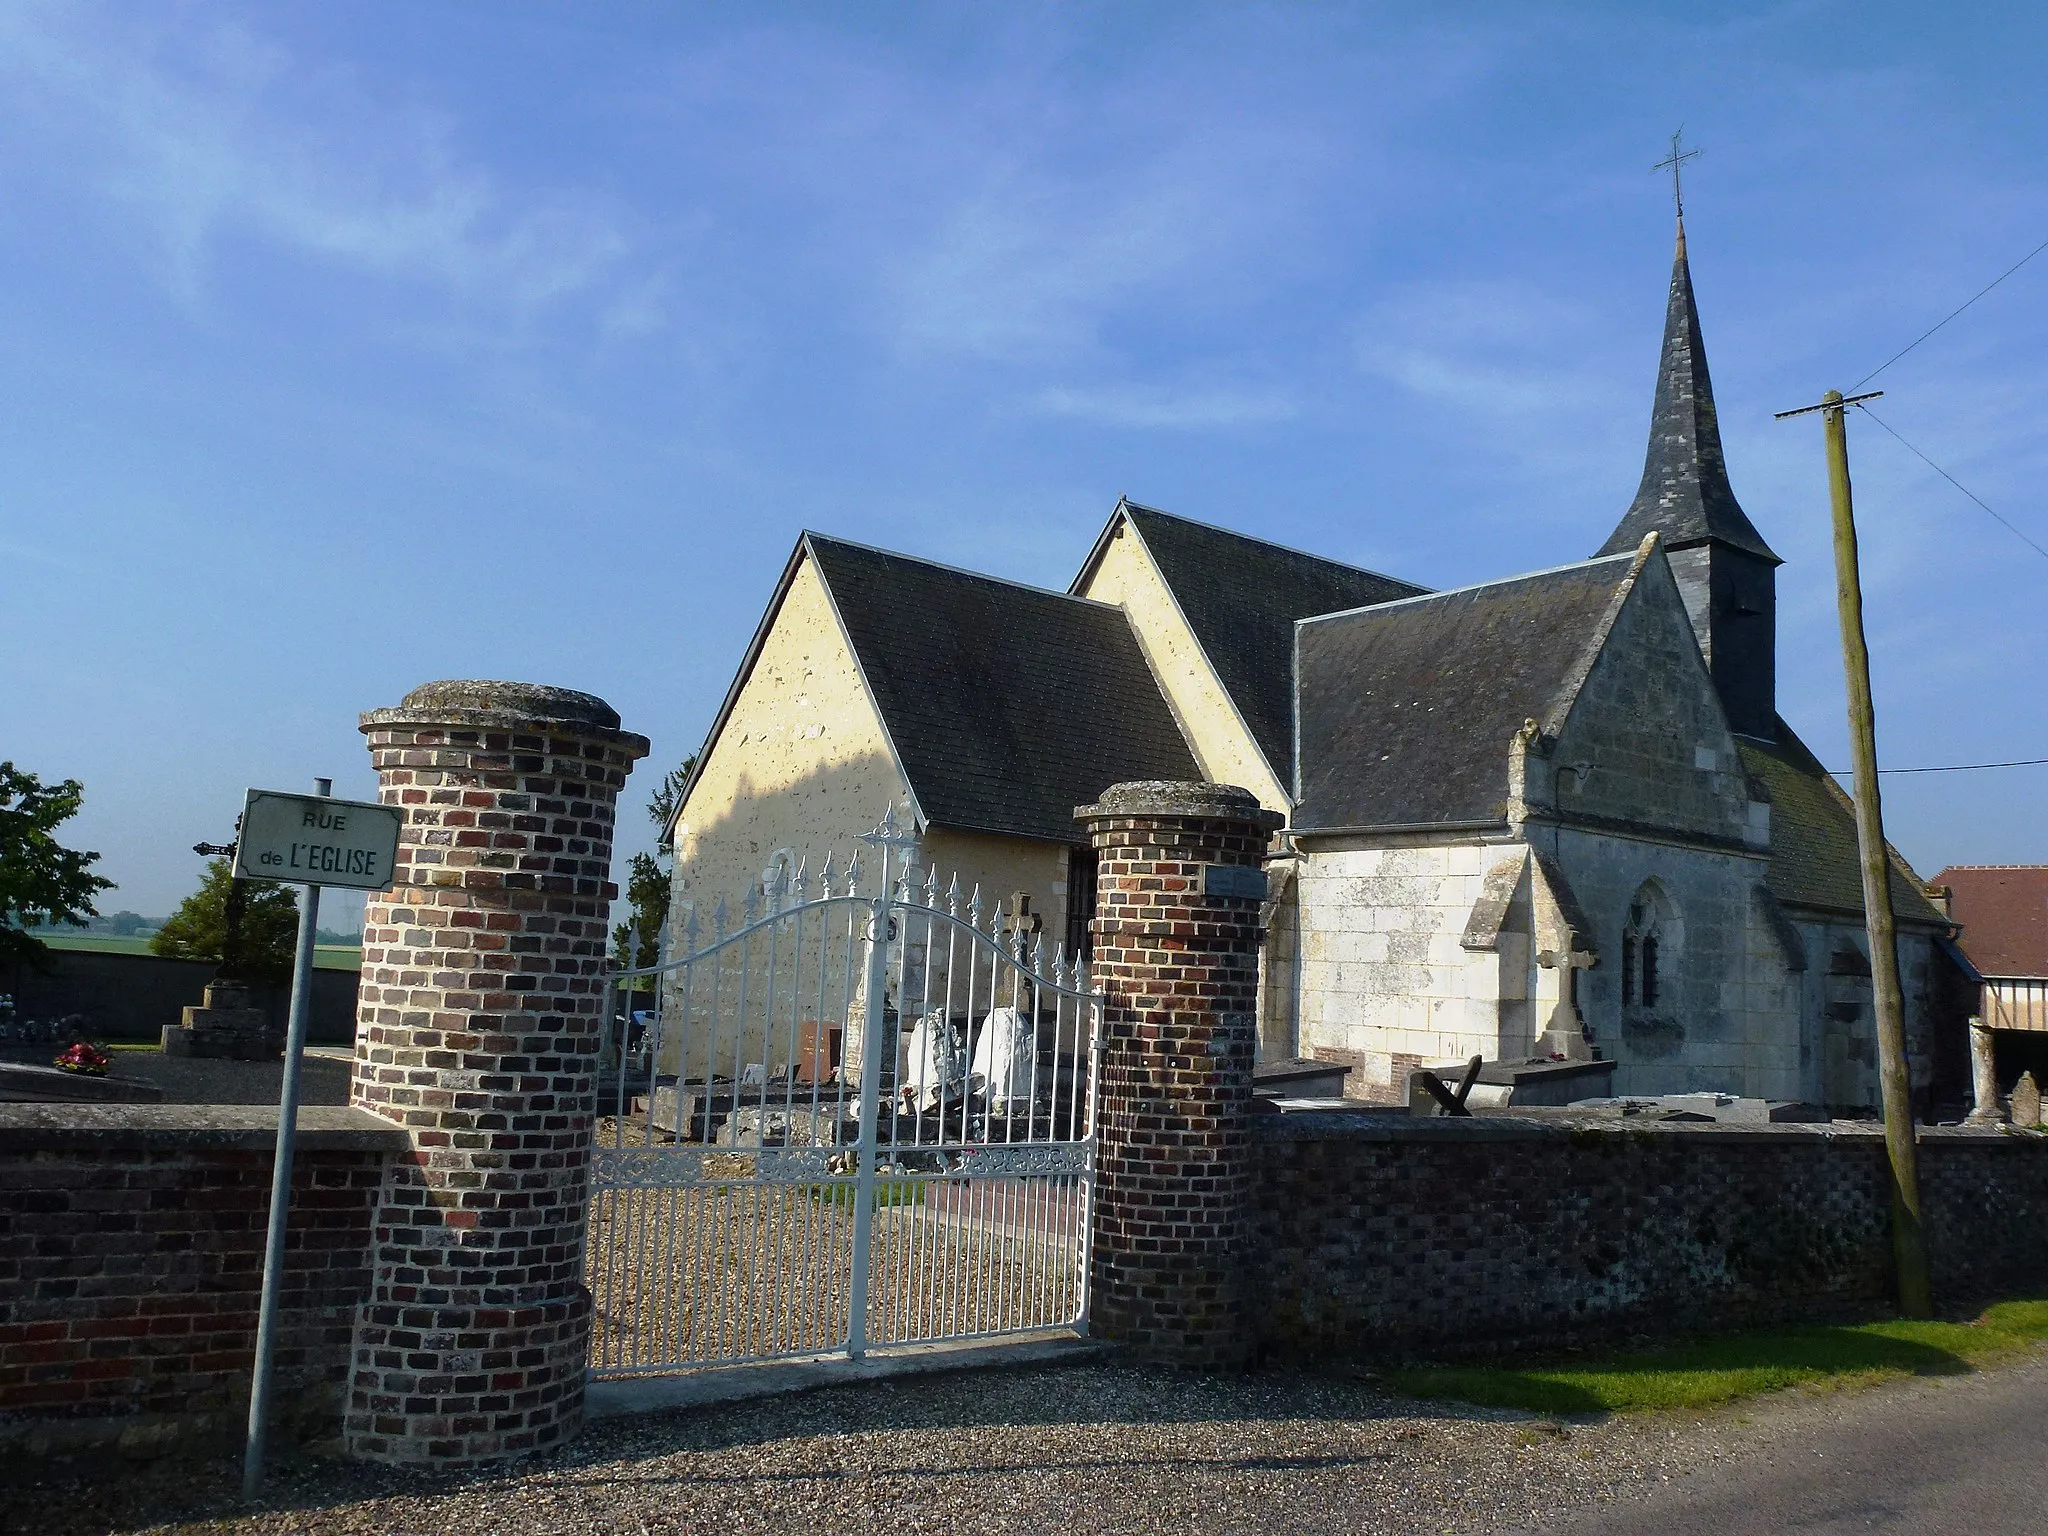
[666,220,1967,1112]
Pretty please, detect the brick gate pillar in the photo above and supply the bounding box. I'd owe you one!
[345,681,647,1464]
[1075,780,1283,1366]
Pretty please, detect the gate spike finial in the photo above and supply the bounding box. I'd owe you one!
[923,867,939,909]
[683,906,700,946]
[742,885,760,923]
[946,872,961,916]
[967,883,984,929]
[712,896,728,939]
[845,848,863,896]
[792,854,808,901]
[1030,929,1046,973]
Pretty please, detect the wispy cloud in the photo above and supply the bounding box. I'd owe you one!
[1025,380,1296,429]
[1354,277,1639,493]
[0,5,627,310]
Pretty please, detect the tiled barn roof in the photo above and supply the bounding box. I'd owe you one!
[1929,864,2048,976]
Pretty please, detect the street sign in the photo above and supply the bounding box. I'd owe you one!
[231,788,401,892]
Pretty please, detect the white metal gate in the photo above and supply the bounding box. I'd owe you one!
[586,810,1101,1376]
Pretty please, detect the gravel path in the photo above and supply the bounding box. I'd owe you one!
[588,1177,1084,1369]
[17,1349,2032,1536]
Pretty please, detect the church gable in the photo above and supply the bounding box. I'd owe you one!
[1540,544,1756,846]
[1070,505,1289,809]
[1072,499,1424,807]
[673,547,911,906]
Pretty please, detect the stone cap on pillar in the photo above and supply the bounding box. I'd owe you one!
[361,679,651,754]
[1075,779,1285,832]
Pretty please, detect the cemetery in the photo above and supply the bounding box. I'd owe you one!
[1,680,2045,1487]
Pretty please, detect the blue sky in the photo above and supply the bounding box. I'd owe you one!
[6,1,2047,929]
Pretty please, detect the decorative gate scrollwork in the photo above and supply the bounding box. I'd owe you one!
[585,809,1102,1376]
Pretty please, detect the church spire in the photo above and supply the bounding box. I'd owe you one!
[1598,217,1779,563]
[1599,197,1781,740]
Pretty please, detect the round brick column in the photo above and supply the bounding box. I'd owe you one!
[345,681,648,1464]
[1075,780,1283,1366]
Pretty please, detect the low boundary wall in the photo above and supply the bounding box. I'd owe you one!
[6,949,360,1044]
[0,1104,406,1465]
[1251,1110,2048,1363]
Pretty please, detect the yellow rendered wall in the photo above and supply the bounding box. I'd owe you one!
[671,554,912,927]
[917,828,1076,961]
[1075,521,1290,814]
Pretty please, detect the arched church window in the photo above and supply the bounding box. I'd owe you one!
[1621,884,1673,1013]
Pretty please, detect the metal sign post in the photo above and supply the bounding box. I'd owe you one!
[236,782,401,1499]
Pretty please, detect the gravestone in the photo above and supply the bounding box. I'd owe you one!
[2010,1071,2042,1129]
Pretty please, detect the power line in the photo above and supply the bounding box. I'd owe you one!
[1828,756,2048,777]
[1851,231,2048,391]
[1855,404,2048,563]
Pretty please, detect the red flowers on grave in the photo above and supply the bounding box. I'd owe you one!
[54,1040,110,1076]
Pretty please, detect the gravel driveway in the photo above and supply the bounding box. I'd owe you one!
[0,1351,1944,1536]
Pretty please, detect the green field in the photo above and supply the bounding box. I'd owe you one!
[1387,1299,2048,1416]
[32,933,363,972]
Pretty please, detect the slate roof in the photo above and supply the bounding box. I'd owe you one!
[1292,554,1639,832]
[1736,726,1947,927]
[1929,865,2048,976]
[1597,222,1780,564]
[805,535,1199,845]
[1084,502,1426,784]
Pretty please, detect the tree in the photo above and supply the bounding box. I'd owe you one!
[612,754,695,977]
[151,859,300,985]
[0,762,114,972]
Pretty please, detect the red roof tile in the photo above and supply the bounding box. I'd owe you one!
[1933,866,2048,978]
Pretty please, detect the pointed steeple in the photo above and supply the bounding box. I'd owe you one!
[1597,217,1779,564]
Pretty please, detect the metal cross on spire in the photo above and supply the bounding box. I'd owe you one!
[1653,129,1702,219]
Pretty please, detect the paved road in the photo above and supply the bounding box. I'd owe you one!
[1536,1355,2048,1535]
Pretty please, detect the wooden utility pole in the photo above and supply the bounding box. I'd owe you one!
[1775,386,1932,1317]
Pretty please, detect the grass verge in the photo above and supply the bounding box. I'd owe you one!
[1387,1299,2048,1416]
[808,1177,926,1210]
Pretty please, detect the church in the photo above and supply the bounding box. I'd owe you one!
[665,218,1971,1114]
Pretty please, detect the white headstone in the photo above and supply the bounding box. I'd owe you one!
[972,1007,1037,1115]
[902,1010,963,1110]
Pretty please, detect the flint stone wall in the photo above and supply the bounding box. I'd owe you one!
[1252,1110,2048,1363]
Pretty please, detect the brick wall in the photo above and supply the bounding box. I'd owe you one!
[1251,1110,2048,1363]
[0,1105,404,1463]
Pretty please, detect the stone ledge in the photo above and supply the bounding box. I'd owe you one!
[1076,780,1285,830]
[0,1103,410,1153]
[1253,1106,2048,1148]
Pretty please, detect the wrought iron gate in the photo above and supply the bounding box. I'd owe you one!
[585,811,1101,1376]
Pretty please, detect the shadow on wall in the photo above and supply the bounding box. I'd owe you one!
[671,752,910,938]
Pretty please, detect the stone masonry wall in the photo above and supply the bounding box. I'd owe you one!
[0,1106,403,1465]
[1252,1111,2048,1364]
[1293,838,1528,1099]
